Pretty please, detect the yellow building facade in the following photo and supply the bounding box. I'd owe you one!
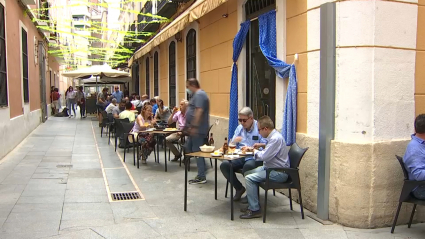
[130,0,425,228]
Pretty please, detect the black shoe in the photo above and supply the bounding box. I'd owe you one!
[240,206,249,213]
[189,176,206,184]
[233,187,246,201]
[171,154,181,162]
[240,209,262,219]
[240,196,248,204]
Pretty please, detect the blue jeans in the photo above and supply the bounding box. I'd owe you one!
[413,185,425,200]
[220,159,263,191]
[245,166,288,211]
[67,99,76,116]
[185,134,207,178]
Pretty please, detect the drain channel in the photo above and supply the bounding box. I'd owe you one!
[111,192,142,201]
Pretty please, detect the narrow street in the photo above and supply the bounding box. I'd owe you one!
[0,117,423,239]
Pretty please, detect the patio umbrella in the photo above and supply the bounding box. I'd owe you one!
[62,65,130,94]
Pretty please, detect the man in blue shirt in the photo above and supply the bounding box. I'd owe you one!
[240,116,290,219]
[150,98,158,116]
[112,86,123,103]
[403,114,425,200]
[220,107,266,201]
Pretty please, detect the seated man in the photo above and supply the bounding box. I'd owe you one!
[220,107,267,201]
[118,102,135,122]
[131,95,141,108]
[113,102,125,119]
[403,114,425,200]
[166,99,188,161]
[105,98,118,114]
[150,98,158,117]
[240,116,290,219]
[141,94,149,107]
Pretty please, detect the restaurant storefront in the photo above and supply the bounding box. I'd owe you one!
[129,0,425,228]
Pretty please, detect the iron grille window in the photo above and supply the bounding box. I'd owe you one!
[186,29,196,99]
[245,0,276,20]
[154,51,159,96]
[0,4,7,106]
[22,28,29,103]
[169,41,176,107]
[146,58,150,95]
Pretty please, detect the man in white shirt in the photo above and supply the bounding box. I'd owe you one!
[105,98,118,114]
[131,95,141,108]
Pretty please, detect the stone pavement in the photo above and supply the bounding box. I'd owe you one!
[0,116,424,239]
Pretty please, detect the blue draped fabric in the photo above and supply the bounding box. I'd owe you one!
[228,21,250,140]
[259,10,297,146]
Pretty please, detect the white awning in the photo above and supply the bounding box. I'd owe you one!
[128,0,228,66]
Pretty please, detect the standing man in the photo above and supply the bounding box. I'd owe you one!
[240,116,290,219]
[166,99,188,161]
[184,78,210,184]
[51,88,60,114]
[220,107,267,201]
[76,86,86,118]
[403,114,425,200]
[112,86,124,103]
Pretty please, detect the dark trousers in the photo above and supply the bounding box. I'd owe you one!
[79,102,86,117]
[220,159,263,191]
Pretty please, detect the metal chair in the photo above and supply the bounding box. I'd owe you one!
[113,118,130,152]
[121,122,139,166]
[107,113,115,144]
[260,143,309,223]
[391,155,425,233]
[100,111,110,137]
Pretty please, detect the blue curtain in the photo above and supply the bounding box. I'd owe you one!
[259,10,297,146]
[228,21,250,140]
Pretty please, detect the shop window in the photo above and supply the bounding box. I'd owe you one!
[168,42,176,107]
[154,51,159,96]
[186,29,196,99]
[0,3,7,106]
[22,28,29,103]
[145,58,150,95]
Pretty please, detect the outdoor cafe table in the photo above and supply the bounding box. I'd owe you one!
[140,129,181,172]
[184,152,247,220]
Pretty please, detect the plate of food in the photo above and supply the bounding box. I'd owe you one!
[164,128,179,132]
[211,151,222,157]
[240,147,254,155]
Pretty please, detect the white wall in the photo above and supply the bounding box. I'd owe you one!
[306,0,417,143]
[0,108,41,159]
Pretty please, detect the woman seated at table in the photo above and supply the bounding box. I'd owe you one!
[130,104,156,164]
[154,99,171,123]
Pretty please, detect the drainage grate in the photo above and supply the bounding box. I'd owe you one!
[111,192,142,201]
[56,164,73,168]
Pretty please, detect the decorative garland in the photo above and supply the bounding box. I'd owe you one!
[29,0,171,69]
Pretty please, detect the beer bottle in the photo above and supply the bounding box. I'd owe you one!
[223,137,228,155]
[209,133,215,147]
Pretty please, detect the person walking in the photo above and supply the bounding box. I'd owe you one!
[66,86,77,118]
[184,78,210,184]
[76,86,86,118]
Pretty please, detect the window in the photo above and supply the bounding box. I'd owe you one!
[153,51,159,96]
[22,28,29,103]
[0,4,7,106]
[186,29,196,99]
[145,57,150,95]
[168,42,176,107]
